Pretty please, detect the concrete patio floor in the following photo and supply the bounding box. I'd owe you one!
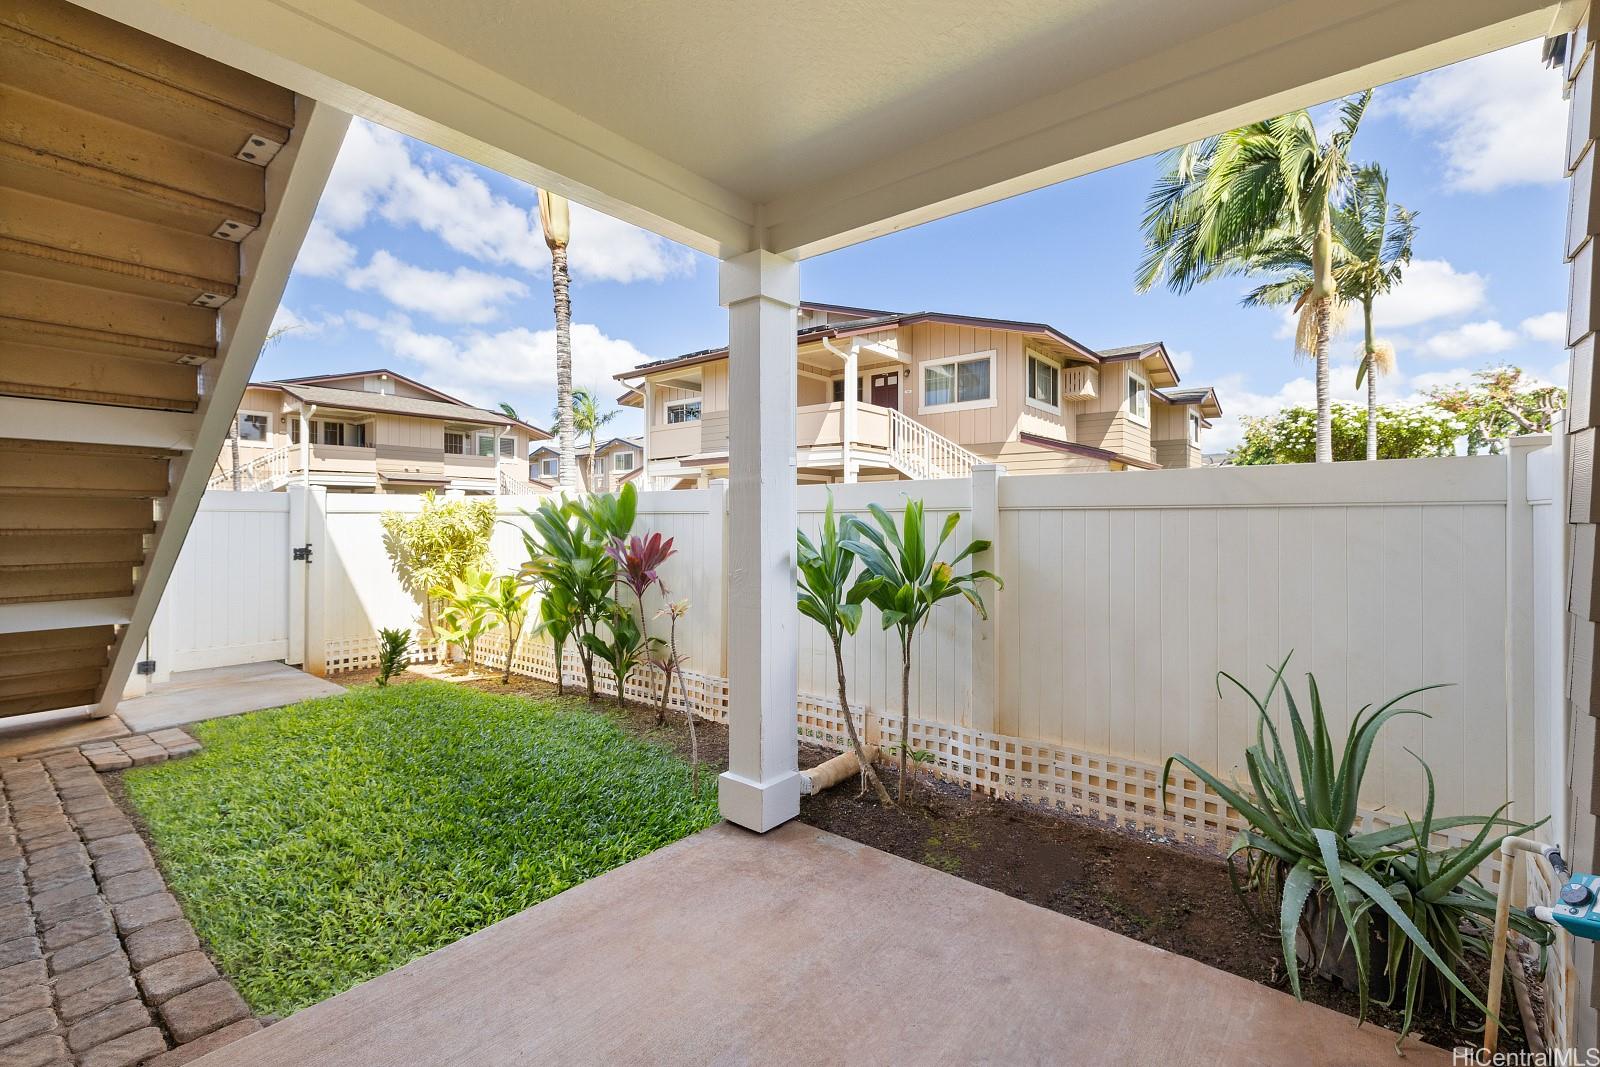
[195,821,1449,1067]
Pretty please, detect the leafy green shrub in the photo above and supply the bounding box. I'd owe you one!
[1162,657,1546,1042]
[381,492,496,635]
[375,628,410,686]
[1232,403,1461,464]
[432,568,496,669]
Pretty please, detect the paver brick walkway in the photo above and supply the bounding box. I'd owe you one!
[0,741,259,1066]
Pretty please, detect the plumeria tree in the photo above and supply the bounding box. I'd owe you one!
[1425,367,1567,454]
[1231,403,1460,465]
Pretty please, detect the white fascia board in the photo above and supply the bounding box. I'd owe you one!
[761,0,1568,257]
[74,0,755,257]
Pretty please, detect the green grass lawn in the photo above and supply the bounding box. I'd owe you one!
[123,680,719,1017]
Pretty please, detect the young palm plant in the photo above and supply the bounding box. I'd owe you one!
[583,601,654,706]
[843,500,1000,802]
[517,497,617,701]
[472,574,533,683]
[1161,657,1541,1043]
[1138,92,1371,463]
[432,568,497,670]
[796,494,891,805]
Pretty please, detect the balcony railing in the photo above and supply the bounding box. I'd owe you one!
[208,445,293,491]
[885,408,981,479]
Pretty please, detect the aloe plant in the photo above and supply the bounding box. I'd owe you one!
[843,500,1000,801]
[1162,657,1543,1042]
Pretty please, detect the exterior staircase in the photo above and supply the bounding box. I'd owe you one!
[885,408,982,479]
[209,445,295,492]
[0,0,344,718]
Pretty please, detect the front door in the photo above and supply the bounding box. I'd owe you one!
[870,372,900,410]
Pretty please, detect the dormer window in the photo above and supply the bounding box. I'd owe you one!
[1125,369,1150,425]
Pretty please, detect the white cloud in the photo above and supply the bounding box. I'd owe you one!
[316,119,693,284]
[295,221,356,278]
[352,313,653,408]
[1522,310,1567,344]
[1168,349,1195,376]
[1389,41,1566,193]
[1417,320,1518,360]
[345,251,527,324]
[1370,259,1487,329]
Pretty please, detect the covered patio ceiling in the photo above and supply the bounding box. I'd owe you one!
[69,0,1576,258]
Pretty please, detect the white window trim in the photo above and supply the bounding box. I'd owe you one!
[1189,410,1203,445]
[499,435,516,458]
[474,431,497,457]
[1125,367,1151,426]
[444,430,467,456]
[613,451,636,471]
[540,458,558,478]
[664,398,702,424]
[236,410,272,445]
[918,350,997,415]
[1023,349,1062,415]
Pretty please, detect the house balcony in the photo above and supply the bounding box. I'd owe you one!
[649,401,980,481]
[209,444,525,494]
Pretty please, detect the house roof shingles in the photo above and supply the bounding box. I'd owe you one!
[259,381,551,436]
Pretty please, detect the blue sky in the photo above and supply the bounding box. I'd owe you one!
[264,41,1571,450]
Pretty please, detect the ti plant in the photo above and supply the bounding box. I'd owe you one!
[797,493,891,805]
[607,532,676,722]
[653,598,699,793]
[472,574,533,684]
[432,568,497,670]
[517,494,623,701]
[1161,656,1544,1044]
[375,627,410,687]
[582,600,654,706]
[843,500,1000,801]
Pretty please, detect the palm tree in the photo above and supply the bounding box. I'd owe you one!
[1237,164,1416,461]
[551,388,618,490]
[538,190,578,491]
[1336,165,1415,461]
[1138,93,1371,463]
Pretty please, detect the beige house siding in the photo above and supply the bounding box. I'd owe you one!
[1153,440,1202,469]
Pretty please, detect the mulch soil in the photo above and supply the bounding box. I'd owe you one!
[342,664,1532,1053]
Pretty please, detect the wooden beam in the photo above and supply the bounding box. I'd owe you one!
[0,342,200,411]
[0,398,197,450]
[0,271,217,353]
[0,596,132,634]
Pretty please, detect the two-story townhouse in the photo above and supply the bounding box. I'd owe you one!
[528,436,643,493]
[616,302,1221,489]
[213,369,550,493]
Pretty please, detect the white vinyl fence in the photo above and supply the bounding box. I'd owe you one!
[147,444,1565,842]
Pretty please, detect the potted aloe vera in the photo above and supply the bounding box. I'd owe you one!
[1163,656,1552,1042]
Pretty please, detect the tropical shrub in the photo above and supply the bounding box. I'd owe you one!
[432,568,497,669]
[473,574,532,684]
[582,601,653,707]
[375,628,410,687]
[1425,366,1567,454]
[797,494,891,804]
[1231,403,1461,465]
[653,598,699,793]
[608,532,676,720]
[381,492,496,635]
[1162,658,1548,1042]
[844,501,1000,801]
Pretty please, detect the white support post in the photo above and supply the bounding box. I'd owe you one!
[641,380,654,491]
[304,485,328,677]
[299,402,315,487]
[841,343,858,483]
[717,250,802,832]
[1505,437,1541,826]
[968,464,1003,734]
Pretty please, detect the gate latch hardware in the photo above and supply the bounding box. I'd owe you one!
[136,660,156,676]
[293,544,313,563]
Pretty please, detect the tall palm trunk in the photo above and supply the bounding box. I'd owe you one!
[229,422,241,491]
[835,638,891,804]
[1311,216,1335,465]
[552,243,577,491]
[1363,302,1378,462]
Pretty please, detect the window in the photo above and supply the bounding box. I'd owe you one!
[1189,410,1202,445]
[237,413,268,443]
[348,422,368,448]
[1025,353,1060,412]
[614,452,635,472]
[499,436,515,458]
[541,458,558,478]
[320,420,344,446]
[289,419,300,445]
[666,400,701,424]
[445,432,465,455]
[921,352,994,412]
[831,377,864,403]
[476,433,496,457]
[1125,370,1150,424]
